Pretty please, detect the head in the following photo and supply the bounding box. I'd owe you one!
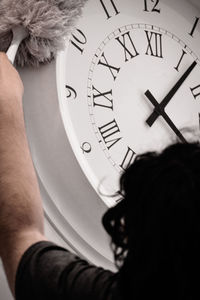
[103,140,200,299]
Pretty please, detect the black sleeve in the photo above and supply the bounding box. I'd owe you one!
[15,241,120,300]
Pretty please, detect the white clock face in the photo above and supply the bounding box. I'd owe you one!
[57,0,200,207]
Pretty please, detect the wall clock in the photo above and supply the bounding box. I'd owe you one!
[57,0,200,207]
[21,0,200,271]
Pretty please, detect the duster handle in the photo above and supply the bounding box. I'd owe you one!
[6,26,28,64]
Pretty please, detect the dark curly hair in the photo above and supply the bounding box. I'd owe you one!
[102,140,200,299]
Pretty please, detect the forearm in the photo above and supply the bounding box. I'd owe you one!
[0,53,47,296]
[0,98,46,295]
[0,106,44,242]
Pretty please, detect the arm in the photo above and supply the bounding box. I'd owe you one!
[0,53,47,296]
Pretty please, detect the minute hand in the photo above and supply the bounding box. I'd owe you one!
[146,60,197,127]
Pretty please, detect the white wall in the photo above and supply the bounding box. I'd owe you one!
[0,261,13,300]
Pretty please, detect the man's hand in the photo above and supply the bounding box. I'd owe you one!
[0,53,24,117]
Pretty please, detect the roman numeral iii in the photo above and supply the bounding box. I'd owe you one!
[98,119,122,150]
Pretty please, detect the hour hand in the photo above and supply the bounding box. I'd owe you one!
[145,90,187,143]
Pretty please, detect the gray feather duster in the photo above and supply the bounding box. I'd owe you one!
[0,0,87,67]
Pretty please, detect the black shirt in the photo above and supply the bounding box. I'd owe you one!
[15,241,122,300]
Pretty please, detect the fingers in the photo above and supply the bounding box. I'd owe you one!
[0,52,24,103]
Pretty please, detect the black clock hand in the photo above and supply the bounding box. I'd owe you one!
[146,60,197,127]
[145,90,187,143]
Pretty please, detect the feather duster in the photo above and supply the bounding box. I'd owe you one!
[0,0,87,66]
